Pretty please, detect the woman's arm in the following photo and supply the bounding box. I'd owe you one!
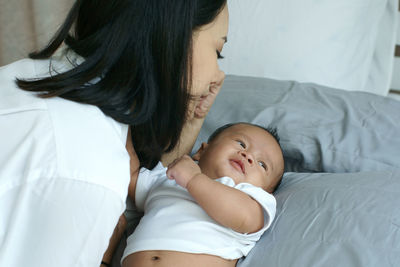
[100,215,127,266]
[161,117,204,166]
[167,155,264,234]
[126,127,140,201]
[101,127,140,266]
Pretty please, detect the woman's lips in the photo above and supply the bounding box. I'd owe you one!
[230,159,245,174]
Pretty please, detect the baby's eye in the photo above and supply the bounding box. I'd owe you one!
[236,140,246,148]
[258,161,267,170]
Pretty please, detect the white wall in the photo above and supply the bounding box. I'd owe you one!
[390,8,400,91]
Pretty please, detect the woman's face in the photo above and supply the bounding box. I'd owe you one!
[190,5,229,111]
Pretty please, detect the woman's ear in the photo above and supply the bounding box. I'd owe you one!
[192,142,208,161]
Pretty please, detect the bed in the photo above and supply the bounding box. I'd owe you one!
[119,1,400,266]
[194,75,400,267]
[194,0,400,266]
[120,76,400,267]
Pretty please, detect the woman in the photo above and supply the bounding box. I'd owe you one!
[0,0,228,266]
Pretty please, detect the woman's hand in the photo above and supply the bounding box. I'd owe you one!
[189,73,224,120]
[161,73,224,166]
[193,82,221,118]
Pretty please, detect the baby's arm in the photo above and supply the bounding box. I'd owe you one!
[167,155,264,234]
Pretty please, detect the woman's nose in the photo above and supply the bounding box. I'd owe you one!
[212,70,225,87]
[240,151,253,165]
[217,70,225,84]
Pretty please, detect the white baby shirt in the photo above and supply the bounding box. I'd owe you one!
[0,57,130,267]
[123,162,276,261]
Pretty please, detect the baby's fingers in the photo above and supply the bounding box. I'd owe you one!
[166,168,175,180]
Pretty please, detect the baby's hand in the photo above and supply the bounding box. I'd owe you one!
[166,155,201,188]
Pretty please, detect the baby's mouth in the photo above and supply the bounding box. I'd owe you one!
[230,159,245,174]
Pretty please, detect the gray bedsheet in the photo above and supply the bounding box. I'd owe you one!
[239,171,400,267]
[194,75,400,267]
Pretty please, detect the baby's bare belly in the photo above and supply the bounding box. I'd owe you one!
[122,250,238,267]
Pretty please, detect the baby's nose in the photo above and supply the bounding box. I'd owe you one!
[241,152,253,164]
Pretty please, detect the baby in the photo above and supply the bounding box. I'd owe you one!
[121,122,284,267]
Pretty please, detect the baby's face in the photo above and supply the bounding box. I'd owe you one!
[195,124,284,193]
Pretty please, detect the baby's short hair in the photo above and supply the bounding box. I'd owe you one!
[208,122,284,192]
[208,122,280,145]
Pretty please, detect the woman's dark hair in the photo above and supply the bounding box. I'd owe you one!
[16,0,227,169]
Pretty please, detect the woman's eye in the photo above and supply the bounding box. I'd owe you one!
[258,161,267,170]
[236,140,246,148]
[216,50,224,59]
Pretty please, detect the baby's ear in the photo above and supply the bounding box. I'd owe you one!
[192,142,208,161]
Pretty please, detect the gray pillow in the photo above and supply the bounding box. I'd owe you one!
[239,171,400,267]
[195,75,400,172]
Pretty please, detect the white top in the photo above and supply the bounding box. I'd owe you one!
[0,58,130,267]
[122,162,276,261]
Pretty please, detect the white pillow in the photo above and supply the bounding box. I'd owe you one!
[221,0,397,95]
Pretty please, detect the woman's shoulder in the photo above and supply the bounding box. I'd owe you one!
[0,58,38,93]
[1,57,131,199]
[0,58,36,74]
[0,48,82,80]
[0,57,58,84]
[45,95,130,179]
